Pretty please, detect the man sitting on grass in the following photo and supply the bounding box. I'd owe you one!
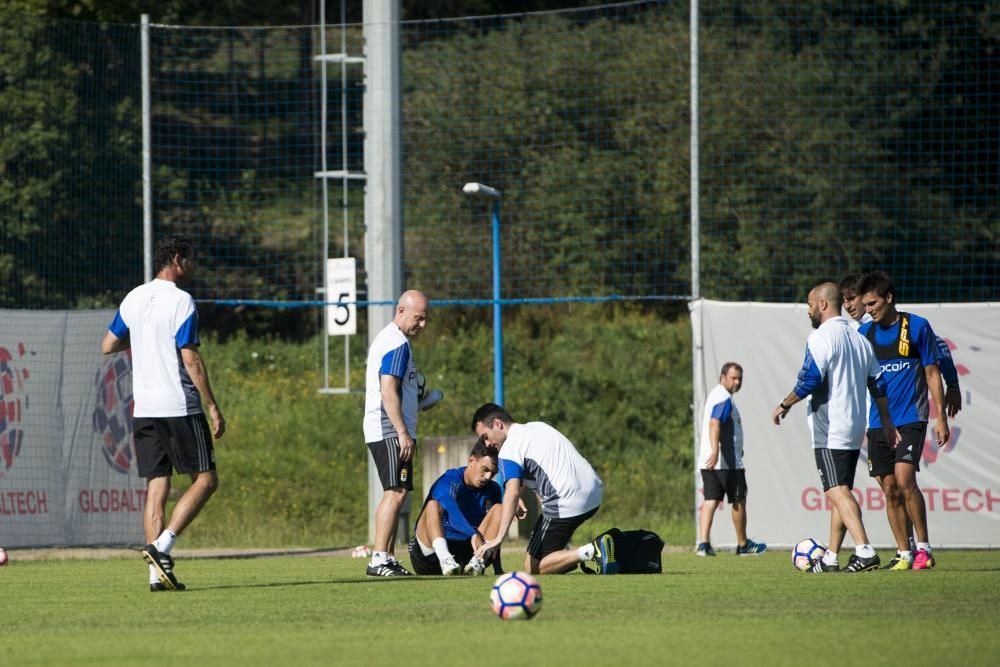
[408,440,510,576]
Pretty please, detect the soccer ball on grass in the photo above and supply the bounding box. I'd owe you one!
[792,538,827,571]
[490,571,542,620]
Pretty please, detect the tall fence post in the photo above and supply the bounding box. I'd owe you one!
[141,14,152,283]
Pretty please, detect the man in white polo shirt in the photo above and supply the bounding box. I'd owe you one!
[772,281,899,573]
[470,403,609,575]
[102,234,225,592]
[363,290,430,577]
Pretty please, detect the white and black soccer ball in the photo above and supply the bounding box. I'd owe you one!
[792,538,827,571]
[490,571,542,620]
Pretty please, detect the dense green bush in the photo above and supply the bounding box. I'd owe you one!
[179,305,694,547]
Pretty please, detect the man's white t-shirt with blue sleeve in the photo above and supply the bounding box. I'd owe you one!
[497,422,603,519]
[108,279,202,418]
[363,323,418,443]
[793,316,882,450]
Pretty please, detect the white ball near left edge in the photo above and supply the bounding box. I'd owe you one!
[0,547,8,566]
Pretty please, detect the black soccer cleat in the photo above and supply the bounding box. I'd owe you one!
[806,557,839,573]
[150,581,187,592]
[366,558,413,577]
[142,544,182,591]
[841,553,880,573]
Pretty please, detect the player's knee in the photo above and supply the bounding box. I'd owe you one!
[193,471,219,496]
[424,499,442,517]
[380,487,407,511]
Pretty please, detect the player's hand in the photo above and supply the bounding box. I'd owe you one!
[399,433,416,462]
[881,424,901,449]
[475,537,501,560]
[705,450,719,470]
[208,405,226,439]
[515,498,528,520]
[772,405,790,425]
[934,419,950,446]
[945,386,962,418]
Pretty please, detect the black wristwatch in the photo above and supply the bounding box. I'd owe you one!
[779,401,792,410]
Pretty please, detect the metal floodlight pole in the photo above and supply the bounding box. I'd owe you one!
[463,182,504,407]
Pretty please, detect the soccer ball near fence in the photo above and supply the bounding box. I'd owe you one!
[490,571,542,620]
[792,538,827,571]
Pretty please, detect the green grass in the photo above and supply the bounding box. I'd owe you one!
[3,550,998,666]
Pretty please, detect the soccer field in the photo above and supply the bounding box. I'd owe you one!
[4,550,998,666]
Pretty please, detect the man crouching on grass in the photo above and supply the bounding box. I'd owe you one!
[471,403,611,575]
[408,440,511,576]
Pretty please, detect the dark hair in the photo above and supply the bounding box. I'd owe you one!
[470,403,512,432]
[857,270,895,300]
[154,234,194,273]
[720,362,743,377]
[470,439,499,459]
[838,273,862,295]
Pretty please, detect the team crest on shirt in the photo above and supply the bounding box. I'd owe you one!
[93,352,134,474]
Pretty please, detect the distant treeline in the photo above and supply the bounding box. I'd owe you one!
[2,1,996,325]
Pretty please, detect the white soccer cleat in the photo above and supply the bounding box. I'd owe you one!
[463,556,486,576]
[440,554,461,576]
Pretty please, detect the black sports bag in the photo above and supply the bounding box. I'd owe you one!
[582,528,664,574]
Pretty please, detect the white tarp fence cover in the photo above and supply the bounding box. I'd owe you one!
[1,310,143,547]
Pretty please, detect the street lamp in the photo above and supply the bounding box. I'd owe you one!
[463,182,504,407]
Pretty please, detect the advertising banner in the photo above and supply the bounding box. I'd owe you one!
[1,310,143,547]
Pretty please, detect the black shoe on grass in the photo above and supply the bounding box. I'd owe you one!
[806,557,839,573]
[841,553,880,573]
[366,558,412,577]
[143,544,182,590]
[150,581,186,592]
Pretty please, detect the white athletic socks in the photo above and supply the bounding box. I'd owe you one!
[578,543,596,562]
[432,537,453,562]
[370,551,390,566]
[898,550,914,563]
[821,550,839,566]
[154,529,177,555]
[917,542,932,553]
[856,544,876,558]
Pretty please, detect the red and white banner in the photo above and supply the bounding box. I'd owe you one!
[1,310,144,547]
[691,299,1000,548]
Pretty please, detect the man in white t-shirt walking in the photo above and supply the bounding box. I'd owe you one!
[102,234,225,592]
[772,281,900,573]
[697,362,767,557]
[362,290,429,576]
[470,403,610,575]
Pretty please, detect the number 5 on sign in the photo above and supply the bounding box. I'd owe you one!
[326,257,357,336]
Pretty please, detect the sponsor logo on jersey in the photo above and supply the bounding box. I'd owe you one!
[898,315,911,356]
[880,360,911,373]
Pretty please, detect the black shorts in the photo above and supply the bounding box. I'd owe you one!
[134,415,215,479]
[367,437,414,491]
[867,423,926,477]
[407,537,475,575]
[814,448,860,491]
[701,469,748,503]
[526,506,599,561]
